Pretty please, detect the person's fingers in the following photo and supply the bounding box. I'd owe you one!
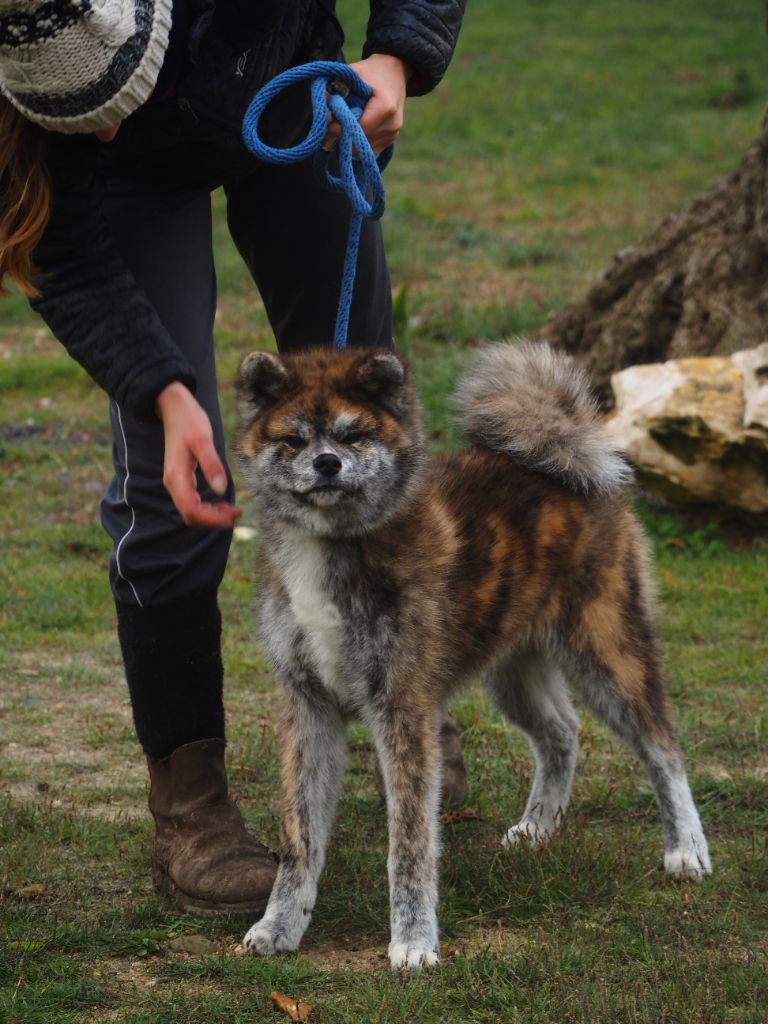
[163,446,239,528]
[192,434,228,495]
[182,500,242,529]
[155,383,239,529]
[359,95,400,133]
[165,465,242,528]
[330,93,398,154]
[324,78,403,154]
[162,452,199,523]
[345,54,407,154]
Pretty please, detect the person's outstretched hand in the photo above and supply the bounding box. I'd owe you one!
[155,382,241,529]
[334,53,410,156]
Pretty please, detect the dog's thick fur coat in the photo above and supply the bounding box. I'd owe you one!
[234,342,711,970]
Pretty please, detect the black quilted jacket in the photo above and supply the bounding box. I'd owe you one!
[31,0,466,421]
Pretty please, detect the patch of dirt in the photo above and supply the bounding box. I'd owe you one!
[446,925,532,960]
[93,958,163,991]
[2,648,283,820]
[291,923,532,972]
[703,759,768,783]
[296,939,390,973]
[1,651,145,819]
[81,958,228,1023]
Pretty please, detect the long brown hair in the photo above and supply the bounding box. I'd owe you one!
[0,93,51,298]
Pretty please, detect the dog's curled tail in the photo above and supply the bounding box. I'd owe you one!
[454,341,631,495]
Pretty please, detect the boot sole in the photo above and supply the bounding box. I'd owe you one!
[173,891,268,920]
[153,863,270,920]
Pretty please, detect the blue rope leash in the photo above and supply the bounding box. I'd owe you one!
[242,61,392,350]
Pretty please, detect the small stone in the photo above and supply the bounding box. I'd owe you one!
[168,934,220,955]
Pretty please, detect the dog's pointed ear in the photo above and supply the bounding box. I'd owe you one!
[352,351,407,416]
[236,352,291,421]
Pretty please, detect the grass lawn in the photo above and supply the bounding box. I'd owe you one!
[1,1,766,1021]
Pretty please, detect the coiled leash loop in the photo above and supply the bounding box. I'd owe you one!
[242,61,393,349]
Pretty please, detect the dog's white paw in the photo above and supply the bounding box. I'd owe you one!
[502,820,553,850]
[242,922,280,956]
[242,918,304,956]
[664,840,712,880]
[389,941,440,972]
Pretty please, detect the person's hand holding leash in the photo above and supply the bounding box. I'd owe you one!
[155,382,241,529]
[334,54,410,155]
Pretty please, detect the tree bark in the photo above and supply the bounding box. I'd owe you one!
[537,123,768,404]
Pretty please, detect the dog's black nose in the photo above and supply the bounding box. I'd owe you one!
[313,452,342,477]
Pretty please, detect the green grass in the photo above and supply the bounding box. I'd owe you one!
[2,1,767,1021]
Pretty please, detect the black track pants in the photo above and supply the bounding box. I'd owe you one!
[101,159,393,608]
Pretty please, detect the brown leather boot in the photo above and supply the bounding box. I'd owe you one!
[373,712,469,808]
[147,738,277,916]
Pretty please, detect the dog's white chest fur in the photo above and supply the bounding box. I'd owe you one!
[279,536,348,699]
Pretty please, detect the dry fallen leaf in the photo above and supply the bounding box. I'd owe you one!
[12,883,46,897]
[440,807,481,825]
[270,990,314,1022]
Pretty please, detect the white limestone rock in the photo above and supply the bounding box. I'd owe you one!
[606,346,768,514]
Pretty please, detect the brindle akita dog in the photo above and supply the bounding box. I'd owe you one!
[234,341,711,971]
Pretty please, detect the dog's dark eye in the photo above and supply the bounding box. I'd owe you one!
[344,432,366,445]
[279,435,306,450]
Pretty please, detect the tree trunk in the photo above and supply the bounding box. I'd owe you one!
[537,123,768,405]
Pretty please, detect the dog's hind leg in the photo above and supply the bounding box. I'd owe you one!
[243,688,347,955]
[562,565,711,879]
[370,704,443,972]
[485,650,580,848]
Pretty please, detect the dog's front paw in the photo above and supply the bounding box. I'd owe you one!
[242,921,280,956]
[502,819,553,850]
[389,941,440,972]
[242,916,305,956]
[664,838,712,880]
[242,901,312,956]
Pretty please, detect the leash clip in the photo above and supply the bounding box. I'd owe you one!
[320,129,339,153]
[327,78,351,98]
[321,78,361,152]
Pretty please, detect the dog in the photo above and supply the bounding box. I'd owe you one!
[233,341,711,971]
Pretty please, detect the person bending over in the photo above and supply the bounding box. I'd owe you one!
[0,0,467,915]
